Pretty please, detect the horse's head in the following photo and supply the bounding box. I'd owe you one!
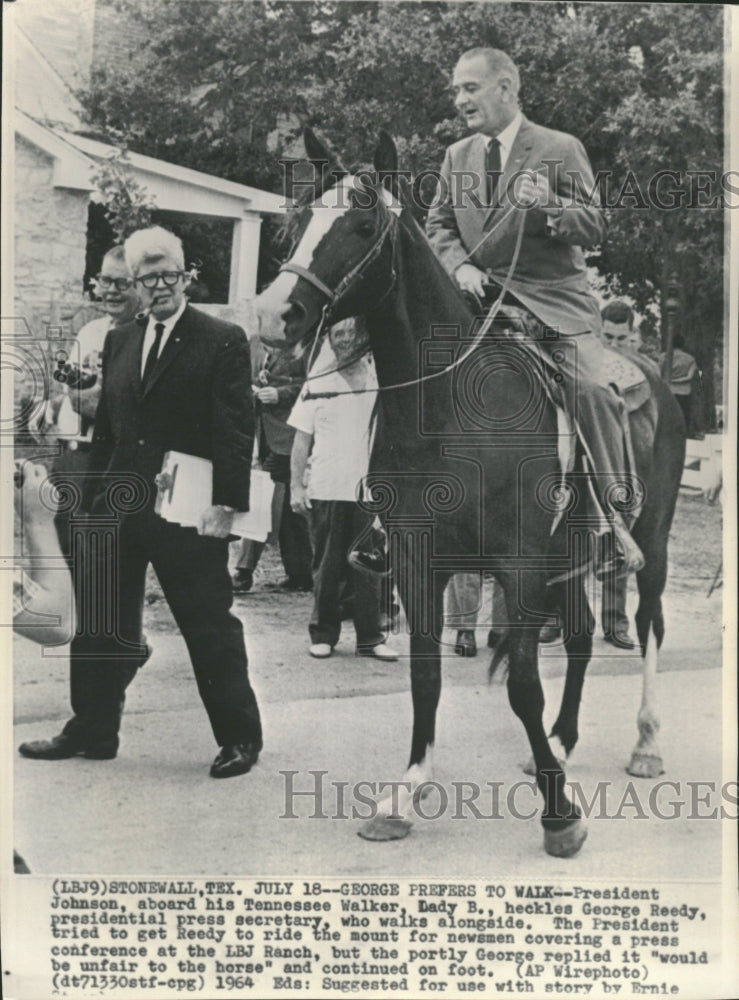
[255,128,404,350]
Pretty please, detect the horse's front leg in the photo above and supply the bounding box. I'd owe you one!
[547,575,595,762]
[505,577,587,858]
[359,570,447,841]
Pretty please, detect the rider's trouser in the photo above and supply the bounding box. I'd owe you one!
[542,332,642,525]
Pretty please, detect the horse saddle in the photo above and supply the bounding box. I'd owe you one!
[489,305,656,494]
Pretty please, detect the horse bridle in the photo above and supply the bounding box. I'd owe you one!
[279,209,397,325]
[279,194,527,398]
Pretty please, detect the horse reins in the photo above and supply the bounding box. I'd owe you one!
[293,202,527,399]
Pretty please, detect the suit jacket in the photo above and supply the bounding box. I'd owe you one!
[426,115,606,336]
[85,304,254,514]
[256,348,307,457]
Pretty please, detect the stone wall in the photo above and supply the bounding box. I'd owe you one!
[14,135,91,338]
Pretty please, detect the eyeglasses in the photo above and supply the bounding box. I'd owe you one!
[96,274,134,291]
[135,271,185,290]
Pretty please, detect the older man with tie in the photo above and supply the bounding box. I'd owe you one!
[19,226,263,778]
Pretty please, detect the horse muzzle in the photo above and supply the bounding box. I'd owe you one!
[255,273,323,348]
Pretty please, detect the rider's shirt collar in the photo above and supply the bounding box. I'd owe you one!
[480,111,523,172]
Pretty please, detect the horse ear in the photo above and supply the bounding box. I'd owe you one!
[303,127,331,163]
[374,129,398,177]
[303,127,345,171]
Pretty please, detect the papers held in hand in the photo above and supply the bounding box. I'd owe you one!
[155,451,274,541]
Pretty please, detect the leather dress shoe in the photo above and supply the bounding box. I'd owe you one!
[232,569,253,594]
[18,732,117,760]
[604,629,636,650]
[454,629,477,657]
[210,743,260,778]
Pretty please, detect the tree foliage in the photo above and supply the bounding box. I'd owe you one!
[78,0,725,416]
[89,147,156,242]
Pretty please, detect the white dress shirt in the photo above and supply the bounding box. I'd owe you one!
[482,110,523,171]
[140,299,187,377]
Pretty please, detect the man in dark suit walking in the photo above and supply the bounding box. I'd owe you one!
[426,47,643,573]
[19,227,262,778]
[232,345,312,593]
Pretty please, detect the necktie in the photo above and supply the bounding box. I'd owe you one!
[142,322,165,388]
[486,138,502,206]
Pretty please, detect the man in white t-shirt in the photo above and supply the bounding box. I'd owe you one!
[288,320,397,661]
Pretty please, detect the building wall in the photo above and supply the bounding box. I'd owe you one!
[14,135,90,337]
[92,0,150,78]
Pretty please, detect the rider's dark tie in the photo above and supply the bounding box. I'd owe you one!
[486,137,502,206]
[142,322,165,389]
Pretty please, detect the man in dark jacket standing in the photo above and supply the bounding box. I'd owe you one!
[232,345,312,593]
[19,227,262,778]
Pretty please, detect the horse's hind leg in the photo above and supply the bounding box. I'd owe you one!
[504,574,587,858]
[628,553,667,778]
[359,568,447,841]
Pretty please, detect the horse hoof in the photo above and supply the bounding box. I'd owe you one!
[627,752,664,778]
[523,755,566,776]
[544,819,588,858]
[358,814,412,841]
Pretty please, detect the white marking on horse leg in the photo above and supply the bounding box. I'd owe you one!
[358,747,435,841]
[376,748,435,819]
[550,736,570,768]
[523,738,567,776]
[627,625,664,777]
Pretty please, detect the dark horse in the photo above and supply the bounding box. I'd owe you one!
[255,130,685,857]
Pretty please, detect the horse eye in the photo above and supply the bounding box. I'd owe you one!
[355,221,376,238]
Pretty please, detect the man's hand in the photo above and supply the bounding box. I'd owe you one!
[252,385,279,405]
[198,504,235,537]
[515,171,561,215]
[290,483,311,517]
[454,262,488,297]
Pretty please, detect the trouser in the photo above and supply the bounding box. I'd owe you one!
[308,500,384,649]
[544,332,639,521]
[601,571,630,635]
[65,510,262,748]
[51,443,92,568]
[444,573,506,629]
[235,457,312,584]
[485,288,638,524]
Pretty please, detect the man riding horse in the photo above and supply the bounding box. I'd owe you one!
[426,46,644,573]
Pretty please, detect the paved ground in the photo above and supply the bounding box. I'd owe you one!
[12,492,728,877]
